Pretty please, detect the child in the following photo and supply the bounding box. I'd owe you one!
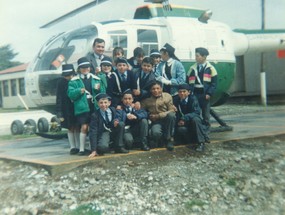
[173,84,208,152]
[107,57,138,108]
[112,47,124,65]
[141,81,176,151]
[187,47,217,140]
[89,93,129,157]
[55,64,80,155]
[118,90,150,151]
[68,57,106,155]
[149,49,161,73]
[127,47,145,73]
[98,56,114,90]
[133,56,156,102]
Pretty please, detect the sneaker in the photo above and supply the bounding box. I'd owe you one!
[196,143,205,152]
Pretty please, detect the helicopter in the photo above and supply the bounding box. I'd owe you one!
[24,0,285,133]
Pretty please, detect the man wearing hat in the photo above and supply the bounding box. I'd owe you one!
[187,47,217,140]
[107,57,138,108]
[155,43,186,97]
[68,57,106,155]
[89,93,128,157]
[173,84,208,152]
[56,64,80,155]
[86,38,107,75]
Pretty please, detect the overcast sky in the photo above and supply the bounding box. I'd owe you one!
[0,0,284,63]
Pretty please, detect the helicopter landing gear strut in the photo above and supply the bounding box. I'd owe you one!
[210,108,233,132]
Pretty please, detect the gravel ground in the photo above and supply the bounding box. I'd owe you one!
[0,103,285,215]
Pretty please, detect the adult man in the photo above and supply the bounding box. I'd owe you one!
[141,81,176,151]
[86,38,107,74]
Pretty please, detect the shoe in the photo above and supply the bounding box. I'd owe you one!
[141,144,150,151]
[115,148,129,153]
[78,151,85,156]
[84,149,92,155]
[166,141,174,151]
[205,137,211,144]
[70,148,79,155]
[196,143,205,152]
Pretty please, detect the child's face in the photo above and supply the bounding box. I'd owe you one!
[152,56,161,65]
[136,55,144,65]
[195,53,207,64]
[151,84,162,97]
[101,64,112,73]
[141,62,153,73]
[114,52,123,61]
[116,63,128,73]
[122,94,133,106]
[80,67,90,75]
[98,99,111,111]
[178,89,190,100]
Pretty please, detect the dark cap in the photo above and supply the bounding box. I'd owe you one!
[122,89,133,96]
[115,57,128,65]
[61,64,75,76]
[178,84,191,91]
[95,93,112,102]
[150,49,161,57]
[100,56,113,66]
[195,47,209,56]
[77,57,91,69]
[160,43,175,56]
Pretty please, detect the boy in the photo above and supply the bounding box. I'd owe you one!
[107,57,138,108]
[118,90,150,151]
[89,93,128,157]
[127,47,145,74]
[149,49,161,73]
[133,56,156,101]
[141,81,176,151]
[187,47,217,139]
[68,57,106,155]
[173,84,208,152]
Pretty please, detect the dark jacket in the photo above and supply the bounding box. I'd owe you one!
[86,52,107,74]
[173,94,201,123]
[107,70,138,107]
[134,69,156,101]
[117,105,148,127]
[89,107,122,151]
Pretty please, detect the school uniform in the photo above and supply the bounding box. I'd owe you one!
[55,77,77,129]
[89,107,126,154]
[68,73,106,124]
[173,94,208,145]
[187,61,217,134]
[117,105,149,150]
[107,70,138,107]
[134,69,156,101]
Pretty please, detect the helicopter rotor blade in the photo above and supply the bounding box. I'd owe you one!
[40,0,108,29]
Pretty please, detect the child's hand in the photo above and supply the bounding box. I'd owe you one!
[127,114,137,120]
[133,89,140,96]
[178,120,185,126]
[89,151,98,158]
[80,88,85,94]
[116,105,122,110]
[114,119,119,127]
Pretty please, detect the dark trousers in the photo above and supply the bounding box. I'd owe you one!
[97,122,125,153]
[175,116,207,144]
[195,93,211,134]
[124,119,148,148]
[150,112,176,142]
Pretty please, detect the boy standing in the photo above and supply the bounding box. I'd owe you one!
[119,90,150,151]
[173,84,208,152]
[68,57,106,155]
[89,93,129,157]
[141,81,176,151]
[187,47,217,139]
[107,57,138,108]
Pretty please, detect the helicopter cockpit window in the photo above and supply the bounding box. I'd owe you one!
[137,29,158,56]
[34,25,97,72]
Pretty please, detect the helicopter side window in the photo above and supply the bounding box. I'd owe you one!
[137,29,158,55]
[109,30,128,57]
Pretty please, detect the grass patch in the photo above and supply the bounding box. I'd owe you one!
[226,178,237,186]
[185,199,206,210]
[64,204,102,215]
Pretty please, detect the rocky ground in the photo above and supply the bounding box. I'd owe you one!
[0,103,285,215]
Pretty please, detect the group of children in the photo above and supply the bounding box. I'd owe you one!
[56,38,218,157]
